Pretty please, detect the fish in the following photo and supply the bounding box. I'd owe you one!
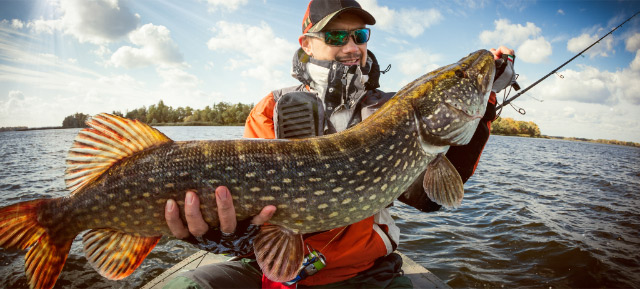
[0,49,495,288]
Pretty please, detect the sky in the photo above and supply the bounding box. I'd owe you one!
[0,0,639,143]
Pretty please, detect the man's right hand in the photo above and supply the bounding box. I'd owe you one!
[165,186,276,240]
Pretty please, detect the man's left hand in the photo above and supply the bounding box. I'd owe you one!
[490,45,517,93]
[490,45,515,60]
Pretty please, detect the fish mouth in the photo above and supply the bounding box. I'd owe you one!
[429,102,483,146]
[444,101,484,120]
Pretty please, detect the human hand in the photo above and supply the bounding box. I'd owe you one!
[490,46,517,93]
[490,45,515,60]
[165,186,276,255]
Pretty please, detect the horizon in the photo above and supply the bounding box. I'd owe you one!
[1,0,639,142]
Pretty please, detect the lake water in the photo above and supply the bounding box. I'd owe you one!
[1,127,638,288]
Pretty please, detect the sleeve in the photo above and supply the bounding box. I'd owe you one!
[243,93,277,139]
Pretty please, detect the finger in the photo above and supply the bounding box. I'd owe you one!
[184,191,209,236]
[216,186,237,234]
[499,45,515,55]
[251,205,277,226]
[165,199,190,239]
[490,47,502,60]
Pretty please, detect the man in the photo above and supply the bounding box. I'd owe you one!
[164,0,515,288]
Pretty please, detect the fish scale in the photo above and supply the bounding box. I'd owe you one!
[0,49,495,288]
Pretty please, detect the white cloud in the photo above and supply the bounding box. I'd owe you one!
[359,0,442,37]
[204,0,248,12]
[206,21,296,86]
[92,45,112,58]
[536,64,640,105]
[27,18,62,34]
[563,106,575,118]
[10,19,25,29]
[59,0,140,44]
[625,33,640,52]
[393,48,442,77]
[557,9,565,15]
[625,33,640,72]
[2,91,26,115]
[479,19,552,63]
[156,66,200,88]
[567,33,614,58]
[109,24,183,68]
[630,52,640,72]
[24,0,140,44]
[518,38,552,63]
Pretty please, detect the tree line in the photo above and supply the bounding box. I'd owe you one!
[61,100,254,128]
[55,105,640,148]
[490,117,541,137]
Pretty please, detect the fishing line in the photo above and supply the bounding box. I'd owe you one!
[496,10,640,110]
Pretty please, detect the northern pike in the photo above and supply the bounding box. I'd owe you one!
[0,50,495,288]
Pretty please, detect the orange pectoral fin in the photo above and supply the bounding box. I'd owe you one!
[253,225,304,282]
[82,229,160,280]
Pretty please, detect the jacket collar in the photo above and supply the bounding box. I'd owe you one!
[290,48,382,92]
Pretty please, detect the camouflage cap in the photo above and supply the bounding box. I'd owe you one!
[302,0,376,34]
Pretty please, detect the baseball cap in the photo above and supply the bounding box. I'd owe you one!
[302,0,376,34]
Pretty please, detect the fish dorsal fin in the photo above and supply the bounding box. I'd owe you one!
[423,153,464,208]
[65,113,172,194]
[254,225,304,282]
[83,229,161,280]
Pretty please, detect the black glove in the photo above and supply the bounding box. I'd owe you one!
[493,54,518,93]
[182,218,259,256]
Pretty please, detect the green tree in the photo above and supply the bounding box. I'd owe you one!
[491,117,541,137]
[62,113,90,128]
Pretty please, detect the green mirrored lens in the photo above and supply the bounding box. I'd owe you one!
[325,31,349,46]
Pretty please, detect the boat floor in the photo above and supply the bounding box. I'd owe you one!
[141,250,451,289]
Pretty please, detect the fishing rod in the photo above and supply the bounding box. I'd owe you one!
[496,11,640,110]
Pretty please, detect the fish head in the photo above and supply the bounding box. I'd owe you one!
[412,49,495,146]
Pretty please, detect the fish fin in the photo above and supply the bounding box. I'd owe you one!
[65,113,172,194]
[254,225,304,282]
[0,199,73,289]
[83,229,160,280]
[423,153,464,208]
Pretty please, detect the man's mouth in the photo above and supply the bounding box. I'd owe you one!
[340,59,360,65]
[337,54,361,66]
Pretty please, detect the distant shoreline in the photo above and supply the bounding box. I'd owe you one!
[492,133,640,148]
[2,125,638,148]
[1,122,245,132]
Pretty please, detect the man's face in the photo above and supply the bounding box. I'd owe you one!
[300,13,368,67]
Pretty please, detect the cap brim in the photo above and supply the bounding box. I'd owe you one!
[308,7,376,33]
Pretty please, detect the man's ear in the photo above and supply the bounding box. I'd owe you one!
[299,35,313,56]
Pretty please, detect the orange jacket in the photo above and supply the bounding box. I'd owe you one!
[244,93,389,285]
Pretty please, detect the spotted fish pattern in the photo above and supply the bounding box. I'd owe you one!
[0,50,495,288]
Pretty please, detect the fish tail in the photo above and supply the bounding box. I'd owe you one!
[0,199,73,289]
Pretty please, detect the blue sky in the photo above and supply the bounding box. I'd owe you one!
[1,0,639,142]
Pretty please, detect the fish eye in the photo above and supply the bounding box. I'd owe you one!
[455,70,467,79]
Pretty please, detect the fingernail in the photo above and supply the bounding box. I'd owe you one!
[218,187,229,201]
[187,192,194,205]
[166,200,174,211]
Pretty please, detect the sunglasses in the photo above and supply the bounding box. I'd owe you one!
[305,28,371,46]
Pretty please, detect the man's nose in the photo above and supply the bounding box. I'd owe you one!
[342,36,359,53]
